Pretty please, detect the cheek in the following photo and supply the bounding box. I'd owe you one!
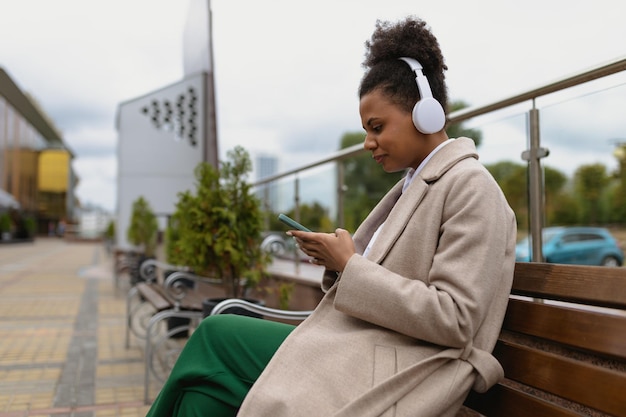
[387,128,417,154]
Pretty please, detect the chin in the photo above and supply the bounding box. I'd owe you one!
[382,166,404,174]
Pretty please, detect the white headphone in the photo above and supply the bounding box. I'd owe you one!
[398,57,446,134]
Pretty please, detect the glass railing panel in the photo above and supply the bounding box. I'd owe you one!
[294,163,338,232]
[254,60,626,267]
[257,163,338,262]
[535,77,626,266]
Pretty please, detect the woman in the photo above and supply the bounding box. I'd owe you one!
[146,16,516,417]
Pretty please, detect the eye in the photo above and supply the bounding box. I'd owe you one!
[372,124,382,133]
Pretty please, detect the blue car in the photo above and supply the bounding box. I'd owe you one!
[515,226,624,267]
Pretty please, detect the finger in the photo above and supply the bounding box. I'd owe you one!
[288,230,312,239]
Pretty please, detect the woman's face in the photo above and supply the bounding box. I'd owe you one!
[359,89,428,173]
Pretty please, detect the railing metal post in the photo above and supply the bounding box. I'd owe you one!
[336,162,345,229]
[263,185,270,230]
[522,104,549,262]
[294,175,301,222]
[294,175,301,273]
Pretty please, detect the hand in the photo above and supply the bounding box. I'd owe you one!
[288,228,355,272]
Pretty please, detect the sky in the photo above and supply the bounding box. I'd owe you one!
[1,0,625,213]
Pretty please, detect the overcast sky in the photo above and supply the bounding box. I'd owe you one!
[1,0,625,212]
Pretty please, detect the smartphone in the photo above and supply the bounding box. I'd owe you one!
[278,213,312,232]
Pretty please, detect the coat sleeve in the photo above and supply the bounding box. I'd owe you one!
[333,164,516,348]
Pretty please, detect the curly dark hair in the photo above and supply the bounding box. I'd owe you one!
[358,16,448,115]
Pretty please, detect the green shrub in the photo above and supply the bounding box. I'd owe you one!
[126,196,158,257]
[168,146,269,298]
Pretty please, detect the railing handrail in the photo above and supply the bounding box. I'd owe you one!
[253,55,626,188]
[253,143,366,186]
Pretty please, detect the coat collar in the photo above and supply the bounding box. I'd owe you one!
[418,137,478,183]
[353,137,478,263]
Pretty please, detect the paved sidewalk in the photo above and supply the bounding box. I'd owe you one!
[0,238,151,417]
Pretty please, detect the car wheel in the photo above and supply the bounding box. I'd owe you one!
[600,256,620,267]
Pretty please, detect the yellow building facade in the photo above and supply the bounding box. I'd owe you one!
[0,67,77,235]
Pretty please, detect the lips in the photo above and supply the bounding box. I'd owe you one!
[372,154,385,164]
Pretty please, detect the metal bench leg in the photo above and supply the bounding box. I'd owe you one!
[125,286,139,348]
[143,310,203,404]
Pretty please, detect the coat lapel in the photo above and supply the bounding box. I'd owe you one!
[360,138,479,265]
[365,180,429,263]
[352,180,403,255]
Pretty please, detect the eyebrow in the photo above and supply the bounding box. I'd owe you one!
[365,117,379,127]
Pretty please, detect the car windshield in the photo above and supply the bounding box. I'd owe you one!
[542,229,561,243]
[519,228,562,246]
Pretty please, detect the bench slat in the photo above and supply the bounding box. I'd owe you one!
[136,283,172,311]
[464,384,583,417]
[504,298,626,359]
[177,291,206,311]
[512,263,626,308]
[464,262,626,416]
[494,340,626,416]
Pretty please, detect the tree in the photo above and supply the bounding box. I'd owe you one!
[446,100,483,147]
[608,181,626,225]
[126,196,158,257]
[543,166,569,225]
[609,145,626,225]
[167,146,269,298]
[574,163,610,225]
[550,191,580,226]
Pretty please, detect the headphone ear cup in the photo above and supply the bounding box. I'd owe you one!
[412,97,446,134]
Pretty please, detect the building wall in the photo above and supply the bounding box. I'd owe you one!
[255,154,279,212]
[36,149,73,232]
[39,149,70,192]
[0,68,76,231]
[15,148,39,212]
[116,72,209,250]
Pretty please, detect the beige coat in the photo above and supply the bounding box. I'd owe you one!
[238,138,517,417]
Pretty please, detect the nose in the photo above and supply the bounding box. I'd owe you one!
[363,133,376,151]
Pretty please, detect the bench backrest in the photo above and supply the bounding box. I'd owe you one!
[462,262,626,417]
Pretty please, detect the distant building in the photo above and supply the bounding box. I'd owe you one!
[115,0,219,251]
[116,73,211,249]
[76,205,113,239]
[255,154,278,212]
[38,148,79,229]
[0,67,78,234]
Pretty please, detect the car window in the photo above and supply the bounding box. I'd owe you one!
[561,232,604,244]
[560,233,581,244]
[579,233,604,242]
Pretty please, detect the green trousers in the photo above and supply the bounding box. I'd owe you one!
[145,314,295,417]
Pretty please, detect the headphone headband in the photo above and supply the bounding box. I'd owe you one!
[398,57,445,134]
[398,57,434,99]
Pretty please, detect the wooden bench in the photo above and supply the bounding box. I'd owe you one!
[123,259,227,403]
[461,262,626,416]
[112,247,142,290]
[209,262,626,416]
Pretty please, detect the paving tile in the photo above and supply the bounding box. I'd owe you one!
[0,239,154,417]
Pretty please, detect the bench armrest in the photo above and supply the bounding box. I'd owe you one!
[209,298,313,322]
[139,259,191,283]
[163,270,222,301]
